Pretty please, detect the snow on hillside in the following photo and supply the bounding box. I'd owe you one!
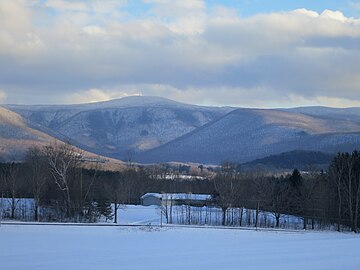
[0,224,359,270]
[5,96,232,159]
[5,96,228,112]
[138,108,360,164]
[4,96,360,164]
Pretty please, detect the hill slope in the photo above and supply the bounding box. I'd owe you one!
[4,97,360,165]
[287,106,360,123]
[0,106,60,160]
[6,96,232,159]
[137,108,360,164]
[242,150,335,171]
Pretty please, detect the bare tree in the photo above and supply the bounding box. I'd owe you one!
[264,177,285,228]
[25,146,48,221]
[107,173,127,224]
[160,193,174,224]
[124,150,135,168]
[79,158,103,221]
[342,151,360,233]
[250,172,267,229]
[214,162,241,226]
[0,162,21,219]
[301,173,319,230]
[45,142,81,218]
[329,153,346,231]
[328,152,360,233]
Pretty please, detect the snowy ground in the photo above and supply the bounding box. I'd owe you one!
[1,224,359,270]
[115,205,161,225]
[0,199,314,229]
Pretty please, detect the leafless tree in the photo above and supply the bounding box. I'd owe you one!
[124,150,135,168]
[0,162,21,219]
[79,158,103,221]
[329,152,360,233]
[45,142,81,218]
[342,152,360,232]
[214,162,241,226]
[25,146,48,221]
[264,177,285,228]
[252,178,264,228]
[301,173,319,230]
[107,173,127,224]
[329,154,346,231]
[160,193,174,224]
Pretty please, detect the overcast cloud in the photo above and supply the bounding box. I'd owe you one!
[0,0,360,107]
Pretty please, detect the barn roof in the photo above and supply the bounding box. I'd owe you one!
[141,193,213,201]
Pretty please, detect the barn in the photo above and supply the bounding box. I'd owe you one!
[141,193,213,207]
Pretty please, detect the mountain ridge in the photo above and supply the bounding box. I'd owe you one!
[136,106,360,164]
[2,96,360,164]
[4,96,233,160]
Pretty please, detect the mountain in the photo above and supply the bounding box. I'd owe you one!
[3,96,360,165]
[137,108,360,164]
[5,96,232,160]
[0,106,60,160]
[287,106,360,123]
[242,150,335,171]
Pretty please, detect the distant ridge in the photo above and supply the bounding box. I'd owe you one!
[0,106,60,160]
[2,96,360,164]
[4,96,232,160]
[136,107,360,164]
[6,96,222,111]
[242,150,335,171]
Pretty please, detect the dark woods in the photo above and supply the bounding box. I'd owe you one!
[0,142,359,232]
[0,143,214,223]
[213,152,360,233]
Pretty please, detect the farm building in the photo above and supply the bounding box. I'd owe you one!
[141,193,214,207]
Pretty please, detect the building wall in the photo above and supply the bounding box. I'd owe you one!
[141,196,162,206]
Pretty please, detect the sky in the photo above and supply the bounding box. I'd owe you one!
[1,0,360,108]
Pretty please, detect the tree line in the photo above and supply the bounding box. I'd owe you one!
[0,142,359,232]
[0,143,214,223]
[212,151,360,232]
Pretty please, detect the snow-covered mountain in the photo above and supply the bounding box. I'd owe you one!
[5,96,232,160]
[3,96,360,164]
[286,106,360,123]
[137,108,360,164]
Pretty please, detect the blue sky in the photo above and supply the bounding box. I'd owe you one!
[124,0,359,18]
[1,0,360,107]
[43,1,359,21]
[214,0,355,15]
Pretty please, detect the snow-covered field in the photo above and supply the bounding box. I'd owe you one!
[115,205,161,224]
[1,224,359,270]
[1,200,307,229]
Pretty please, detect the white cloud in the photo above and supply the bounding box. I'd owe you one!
[91,0,127,15]
[286,94,360,108]
[65,89,137,104]
[144,0,205,12]
[320,10,348,22]
[144,0,207,34]
[1,2,360,108]
[0,0,44,56]
[82,25,106,35]
[290,8,319,18]
[44,0,89,12]
[350,1,360,10]
[0,90,7,103]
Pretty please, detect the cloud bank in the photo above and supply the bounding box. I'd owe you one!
[0,90,7,103]
[0,0,360,107]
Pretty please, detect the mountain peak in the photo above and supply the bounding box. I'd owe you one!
[91,95,182,108]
